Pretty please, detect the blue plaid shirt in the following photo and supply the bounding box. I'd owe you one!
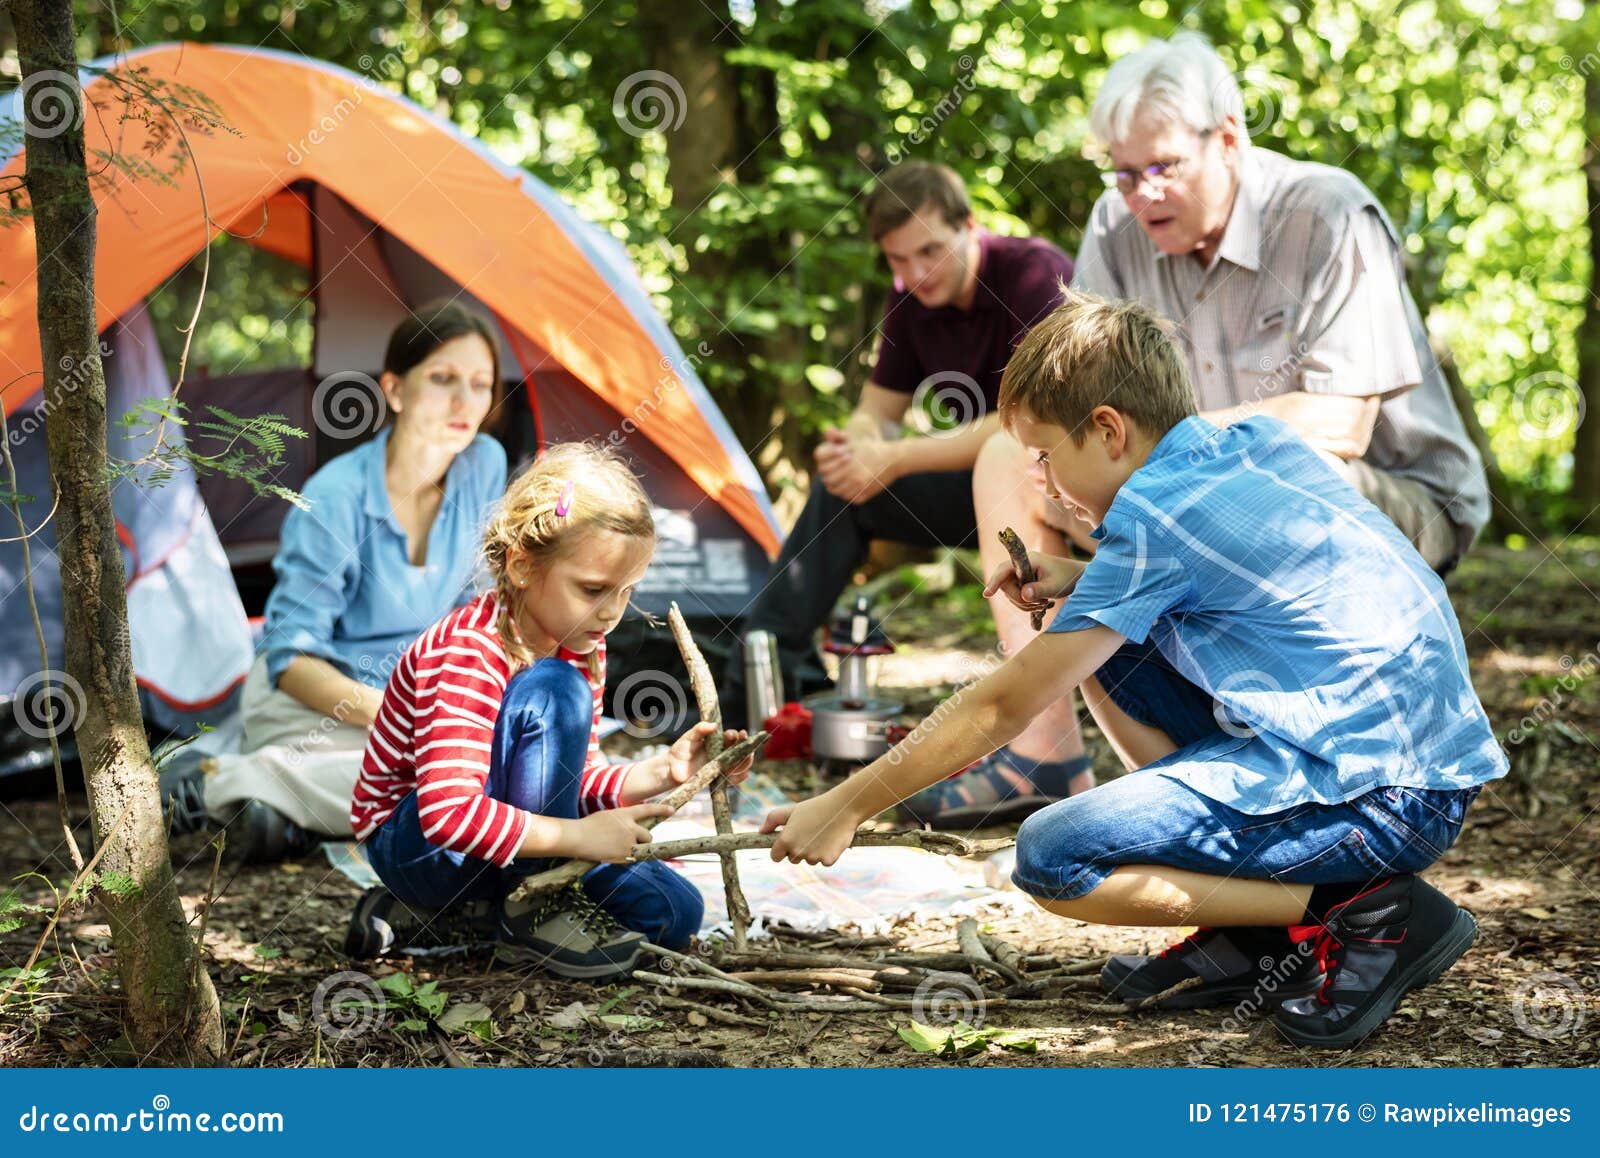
[1049,415,1506,814]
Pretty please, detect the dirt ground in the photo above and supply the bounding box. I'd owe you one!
[2,541,1598,1068]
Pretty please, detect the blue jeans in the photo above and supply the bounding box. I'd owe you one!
[365,658,703,949]
[1012,639,1479,901]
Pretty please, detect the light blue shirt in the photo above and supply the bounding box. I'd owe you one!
[261,429,507,691]
[1049,415,1507,814]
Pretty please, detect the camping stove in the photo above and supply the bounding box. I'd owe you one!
[805,596,904,764]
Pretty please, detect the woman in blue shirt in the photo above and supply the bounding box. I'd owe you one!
[163,301,509,863]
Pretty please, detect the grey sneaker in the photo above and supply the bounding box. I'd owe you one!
[497,885,644,979]
[344,887,499,958]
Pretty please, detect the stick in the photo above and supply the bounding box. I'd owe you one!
[1057,954,1112,976]
[649,994,769,1028]
[632,828,1014,863]
[668,602,751,950]
[957,918,1024,987]
[998,526,1045,631]
[504,731,768,903]
[634,971,997,1015]
[977,931,1024,976]
[724,968,881,991]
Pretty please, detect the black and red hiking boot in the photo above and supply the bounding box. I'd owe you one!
[1273,875,1478,1048]
[1101,925,1323,1011]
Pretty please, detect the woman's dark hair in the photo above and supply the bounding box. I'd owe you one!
[382,299,506,431]
[385,299,502,378]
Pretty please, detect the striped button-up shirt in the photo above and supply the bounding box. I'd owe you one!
[1073,147,1489,558]
[1049,415,1507,815]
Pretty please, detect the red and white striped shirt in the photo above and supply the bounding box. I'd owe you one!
[350,591,631,867]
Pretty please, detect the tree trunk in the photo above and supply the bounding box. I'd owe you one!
[1575,63,1600,528]
[12,0,223,1065]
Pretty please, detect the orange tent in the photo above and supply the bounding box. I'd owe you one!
[0,42,779,558]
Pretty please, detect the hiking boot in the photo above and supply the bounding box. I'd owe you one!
[1101,925,1324,1010]
[344,887,500,958]
[218,800,322,866]
[899,748,1093,829]
[497,885,644,980]
[157,747,212,836]
[1272,875,1478,1049]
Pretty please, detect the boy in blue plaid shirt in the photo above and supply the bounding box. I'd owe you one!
[763,291,1506,1048]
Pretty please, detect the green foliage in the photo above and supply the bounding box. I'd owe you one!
[65,0,1594,502]
[898,1017,1038,1056]
[0,888,48,936]
[377,971,451,1033]
[111,398,309,509]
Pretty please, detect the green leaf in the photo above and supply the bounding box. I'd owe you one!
[377,972,415,997]
[251,944,281,960]
[597,1013,662,1033]
[438,1001,496,1039]
[896,1019,1035,1057]
[896,1019,952,1054]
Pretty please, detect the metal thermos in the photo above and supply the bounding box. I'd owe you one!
[743,630,784,729]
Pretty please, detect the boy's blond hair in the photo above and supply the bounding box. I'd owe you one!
[482,442,655,675]
[998,290,1196,444]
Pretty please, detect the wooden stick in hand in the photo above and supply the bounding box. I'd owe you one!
[668,602,753,948]
[505,730,768,903]
[998,526,1045,631]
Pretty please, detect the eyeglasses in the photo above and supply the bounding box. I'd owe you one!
[1101,128,1215,194]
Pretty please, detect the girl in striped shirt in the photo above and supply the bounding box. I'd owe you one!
[346,444,752,977]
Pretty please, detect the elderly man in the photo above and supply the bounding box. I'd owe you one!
[899,33,1494,828]
[722,162,1096,821]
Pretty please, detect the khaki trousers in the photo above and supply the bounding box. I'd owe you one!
[203,656,366,836]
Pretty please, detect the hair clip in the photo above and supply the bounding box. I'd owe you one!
[555,480,575,518]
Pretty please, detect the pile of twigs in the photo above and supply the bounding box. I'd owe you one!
[515,604,1128,1018]
[633,919,1124,1018]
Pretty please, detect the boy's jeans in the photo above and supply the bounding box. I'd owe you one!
[1012,639,1479,901]
[366,658,703,949]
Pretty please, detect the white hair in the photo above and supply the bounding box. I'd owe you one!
[1089,32,1247,148]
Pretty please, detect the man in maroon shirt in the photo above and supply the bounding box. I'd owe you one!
[722,163,1094,825]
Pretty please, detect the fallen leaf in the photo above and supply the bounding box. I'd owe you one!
[686,1011,708,1028]
[277,1009,301,1030]
[1469,1027,1504,1045]
[439,1001,496,1039]
[546,1001,589,1029]
[508,991,526,1016]
[598,1013,662,1032]
[1519,907,1556,920]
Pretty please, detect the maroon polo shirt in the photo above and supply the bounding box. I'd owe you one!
[870,230,1074,413]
